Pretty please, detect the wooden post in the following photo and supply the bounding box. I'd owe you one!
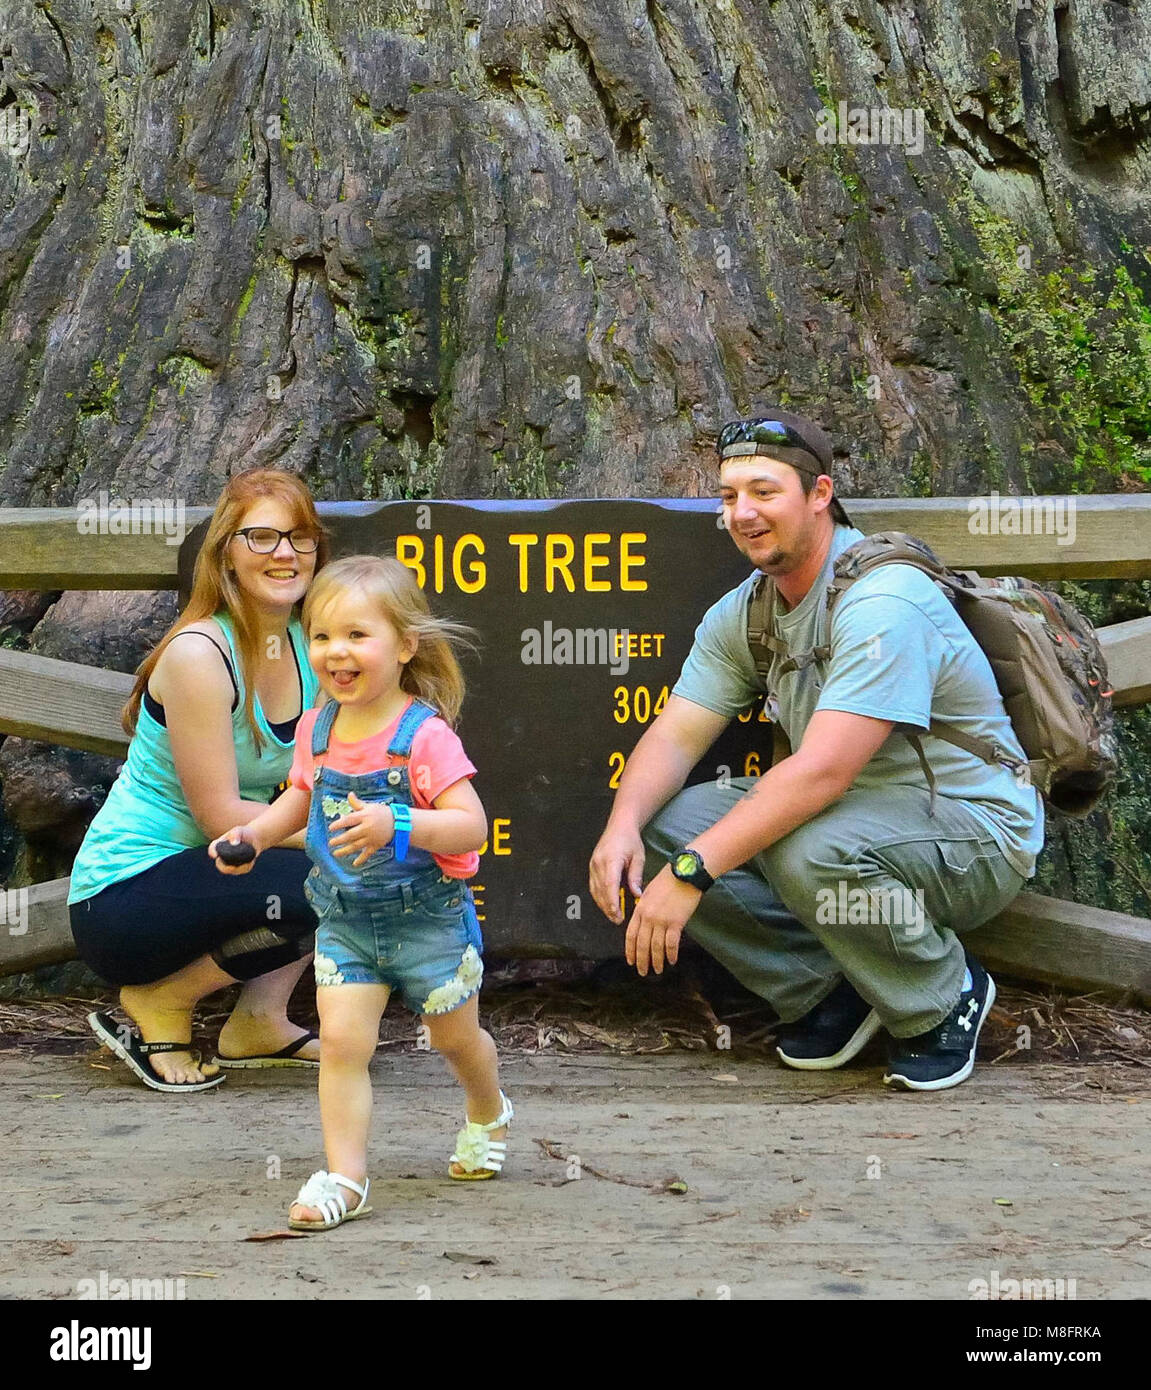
[0,879,74,975]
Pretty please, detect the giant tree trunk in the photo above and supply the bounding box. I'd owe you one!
[2,0,1150,501]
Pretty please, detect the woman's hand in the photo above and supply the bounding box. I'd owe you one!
[209,826,259,874]
[329,792,394,868]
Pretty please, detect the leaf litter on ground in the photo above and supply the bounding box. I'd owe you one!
[2,966,1148,1068]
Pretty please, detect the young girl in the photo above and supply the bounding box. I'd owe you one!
[212,554,510,1231]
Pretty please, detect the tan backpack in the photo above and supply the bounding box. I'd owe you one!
[746,531,1119,818]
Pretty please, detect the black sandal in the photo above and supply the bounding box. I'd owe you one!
[213,1030,320,1069]
[88,1011,226,1093]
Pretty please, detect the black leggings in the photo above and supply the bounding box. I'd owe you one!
[69,847,317,986]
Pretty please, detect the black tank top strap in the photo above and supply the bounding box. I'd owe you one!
[145,629,240,724]
[263,634,304,743]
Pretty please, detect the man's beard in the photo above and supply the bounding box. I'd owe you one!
[734,532,790,574]
[754,541,788,573]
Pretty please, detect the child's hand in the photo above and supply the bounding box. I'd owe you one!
[329,792,395,868]
[209,827,259,874]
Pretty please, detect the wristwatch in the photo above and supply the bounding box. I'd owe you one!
[391,802,412,861]
[670,847,714,892]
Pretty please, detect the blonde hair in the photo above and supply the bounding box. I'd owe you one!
[124,469,330,750]
[302,555,476,727]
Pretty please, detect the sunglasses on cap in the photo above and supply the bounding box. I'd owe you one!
[717,419,825,472]
[718,418,853,527]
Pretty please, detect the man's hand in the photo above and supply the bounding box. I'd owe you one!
[589,822,648,923]
[625,863,702,976]
[330,792,394,868]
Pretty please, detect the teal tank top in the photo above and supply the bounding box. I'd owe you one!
[67,613,319,904]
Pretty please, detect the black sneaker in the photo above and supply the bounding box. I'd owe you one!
[775,978,881,1071]
[884,955,996,1092]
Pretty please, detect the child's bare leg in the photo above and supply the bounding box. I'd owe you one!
[290,982,389,1222]
[423,994,505,1175]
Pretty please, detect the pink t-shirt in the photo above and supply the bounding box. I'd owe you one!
[289,701,480,878]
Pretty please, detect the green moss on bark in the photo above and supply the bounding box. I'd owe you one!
[959,194,1151,486]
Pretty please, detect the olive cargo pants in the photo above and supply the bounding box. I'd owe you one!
[642,779,1026,1038]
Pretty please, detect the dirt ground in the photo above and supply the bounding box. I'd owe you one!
[4,968,1151,1301]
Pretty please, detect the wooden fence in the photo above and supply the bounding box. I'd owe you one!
[2,497,1150,1000]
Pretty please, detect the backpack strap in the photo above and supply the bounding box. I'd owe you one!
[746,575,788,683]
[911,720,1044,807]
[747,573,831,679]
[904,732,941,816]
[747,576,823,765]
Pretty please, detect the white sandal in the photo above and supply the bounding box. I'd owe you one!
[288,1171,373,1231]
[449,1091,514,1180]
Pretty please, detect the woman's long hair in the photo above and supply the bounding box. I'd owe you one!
[123,469,330,752]
[302,555,477,728]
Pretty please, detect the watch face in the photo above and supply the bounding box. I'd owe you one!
[675,852,698,877]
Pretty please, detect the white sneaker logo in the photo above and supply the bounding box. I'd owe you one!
[957,999,979,1032]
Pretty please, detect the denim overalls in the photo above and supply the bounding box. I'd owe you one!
[303,698,484,1015]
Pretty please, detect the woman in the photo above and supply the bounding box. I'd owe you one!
[69,469,329,1091]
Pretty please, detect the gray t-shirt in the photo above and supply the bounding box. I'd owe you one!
[673,525,1044,878]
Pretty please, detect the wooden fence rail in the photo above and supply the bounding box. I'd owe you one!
[3,495,1151,588]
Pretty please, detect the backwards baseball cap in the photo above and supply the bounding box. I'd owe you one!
[717,409,852,527]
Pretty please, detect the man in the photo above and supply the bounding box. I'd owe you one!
[589,410,1043,1091]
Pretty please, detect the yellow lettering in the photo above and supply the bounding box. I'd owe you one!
[396,536,425,588]
[453,534,486,593]
[507,534,538,593]
[739,695,769,724]
[478,820,512,856]
[433,533,445,594]
[545,534,576,593]
[615,632,666,659]
[620,532,647,591]
[583,533,612,592]
[503,533,653,592]
[613,684,669,722]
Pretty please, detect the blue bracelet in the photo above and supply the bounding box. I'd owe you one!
[391,802,412,861]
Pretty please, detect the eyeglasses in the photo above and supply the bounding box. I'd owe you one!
[232,527,320,554]
[717,419,822,471]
